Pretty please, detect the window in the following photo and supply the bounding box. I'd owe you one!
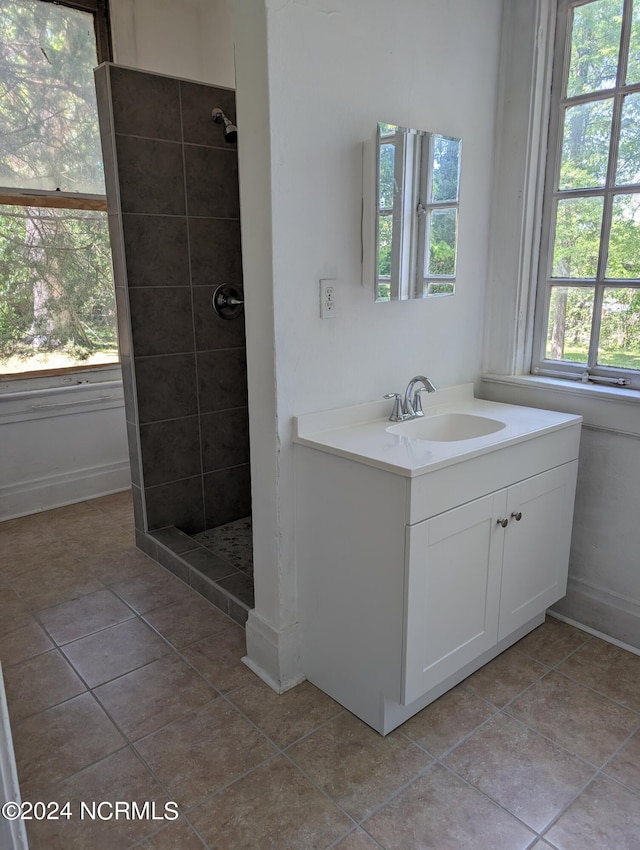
[0,0,116,379]
[374,123,460,302]
[532,0,640,389]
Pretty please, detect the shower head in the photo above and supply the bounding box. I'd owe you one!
[212,107,238,144]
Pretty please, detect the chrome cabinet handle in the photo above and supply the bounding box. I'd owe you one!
[497,518,509,528]
[511,511,523,521]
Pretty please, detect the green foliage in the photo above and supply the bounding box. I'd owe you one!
[377,216,392,277]
[567,0,623,97]
[0,206,117,360]
[0,0,104,193]
[378,139,396,210]
[431,136,460,203]
[429,209,457,276]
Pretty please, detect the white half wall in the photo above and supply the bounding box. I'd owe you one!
[0,383,129,520]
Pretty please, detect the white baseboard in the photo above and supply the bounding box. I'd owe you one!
[551,576,640,651]
[547,610,640,657]
[0,665,29,850]
[243,610,305,693]
[0,460,131,521]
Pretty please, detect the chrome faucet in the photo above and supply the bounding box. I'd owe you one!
[403,375,436,417]
[384,375,437,421]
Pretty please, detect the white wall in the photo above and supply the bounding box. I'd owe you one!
[0,382,129,521]
[109,0,235,86]
[230,0,502,685]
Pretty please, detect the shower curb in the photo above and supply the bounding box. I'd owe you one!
[135,527,252,626]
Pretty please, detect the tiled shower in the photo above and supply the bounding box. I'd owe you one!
[95,64,253,623]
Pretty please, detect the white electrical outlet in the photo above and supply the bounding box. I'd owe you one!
[320,278,337,319]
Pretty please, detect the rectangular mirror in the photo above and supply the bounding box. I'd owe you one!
[362,123,461,302]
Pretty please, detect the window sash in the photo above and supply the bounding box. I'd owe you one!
[0,0,115,381]
[532,0,640,389]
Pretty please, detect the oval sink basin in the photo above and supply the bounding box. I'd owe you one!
[388,412,506,442]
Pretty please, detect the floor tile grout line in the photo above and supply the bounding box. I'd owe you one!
[57,622,180,691]
[392,674,636,840]
[280,749,364,830]
[495,707,612,771]
[176,749,282,814]
[163,695,365,831]
[1,650,90,726]
[219,685,345,754]
[431,759,549,841]
[20,740,133,804]
[588,725,640,797]
[89,678,221,757]
[546,664,640,714]
[476,646,640,721]
[435,707,640,843]
[24,736,210,850]
[397,700,502,762]
[37,609,139,650]
[326,825,386,850]
[535,771,613,844]
[125,814,206,850]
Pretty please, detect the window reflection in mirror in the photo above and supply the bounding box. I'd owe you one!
[371,123,461,302]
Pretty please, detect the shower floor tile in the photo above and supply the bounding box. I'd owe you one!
[193,516,253,575]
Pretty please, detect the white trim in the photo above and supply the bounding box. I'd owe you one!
[0,461,131,521]
[243,610,305,693]
[0,381,124,425]
[0,367,123,397]
[548,598,640,656]
[484,0,556,376]
[0,666,29,850]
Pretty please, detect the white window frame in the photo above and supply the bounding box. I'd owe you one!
[531,0,640,391]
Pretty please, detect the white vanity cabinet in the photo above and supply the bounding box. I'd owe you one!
[403,461,578,705]
[293,387,582,734]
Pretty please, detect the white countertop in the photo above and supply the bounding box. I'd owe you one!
[293,384,583,478]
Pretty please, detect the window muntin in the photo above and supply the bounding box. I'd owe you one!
[533,0,640,389]
[0,0,116,378]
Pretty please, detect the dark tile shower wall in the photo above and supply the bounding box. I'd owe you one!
[95,64,251,536]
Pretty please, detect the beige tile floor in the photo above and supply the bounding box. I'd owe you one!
[1,491,640,849]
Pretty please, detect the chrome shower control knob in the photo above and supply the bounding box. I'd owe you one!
[497,518,509,528]
[511,511,523,521]
[212,284,244,320]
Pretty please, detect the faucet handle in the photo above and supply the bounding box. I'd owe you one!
[412,387,429,417]
[384,393,404,422]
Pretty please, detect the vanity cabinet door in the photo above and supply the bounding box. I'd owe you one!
[498,461,578,641]
[402,491,505,706]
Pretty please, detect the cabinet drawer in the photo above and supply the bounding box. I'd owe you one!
[408,424,581,523]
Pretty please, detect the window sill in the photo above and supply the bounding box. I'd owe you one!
[0,365,122,396]
[0,378,124,425]
[479,373,640,439]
